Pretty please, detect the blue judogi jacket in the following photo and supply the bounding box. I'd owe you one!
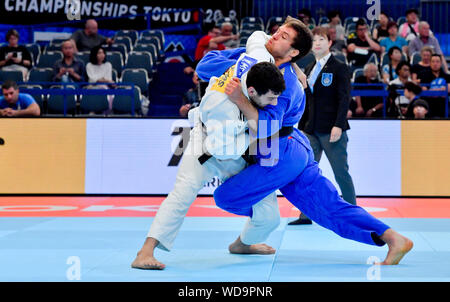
[196,47,311,161]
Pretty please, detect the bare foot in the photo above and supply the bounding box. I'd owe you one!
[131,237,166,270]
[377,229,413,265]
[131,251,166,270]
[228,237,276,255]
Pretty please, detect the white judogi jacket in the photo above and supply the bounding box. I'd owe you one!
[190,31,274,160]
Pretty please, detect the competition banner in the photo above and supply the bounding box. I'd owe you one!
[0,0,248,26]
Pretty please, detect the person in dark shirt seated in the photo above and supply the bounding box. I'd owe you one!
[417,54,450,117]
[52,40,86,83]
[70,19,114,52]
[411,46,433,83]
[0,29,33,80]
[372,12,390,42]
[347,19,381,71]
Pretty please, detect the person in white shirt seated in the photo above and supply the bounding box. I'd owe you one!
[86,45,115,111]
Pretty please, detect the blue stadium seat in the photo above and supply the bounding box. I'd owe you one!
[112,85,142,116]
[104,44,127,63]
[37,51,63,68]
[115,30,139,45]
[266,17,284,33]
[140,29,165,47]
[125,52,154,78]
[133,44,158,69]
[121,68,150,96]
[241,17,264,29]
[44,44,62,53]
[0,70,24,83]
[318,17,330,26]
[28,67,54,85]
[47,85,77,116]
[25,43,41,65]
[137,36,162,54]
[241,23,264,32]
[352,68,364,82]
[239,37,248,47]
[114,36,133,53]
[79,93,109,115]
[397,16,407,26]
[75,51,90,65]
[106,51,124,75]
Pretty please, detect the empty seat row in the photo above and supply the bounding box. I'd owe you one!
[18,84,143,116]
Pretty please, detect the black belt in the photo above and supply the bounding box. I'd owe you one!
[198,126,294,165]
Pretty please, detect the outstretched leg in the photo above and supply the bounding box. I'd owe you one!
[281,162,413,264]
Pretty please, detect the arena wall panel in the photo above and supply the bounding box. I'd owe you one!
[0,118,448,196]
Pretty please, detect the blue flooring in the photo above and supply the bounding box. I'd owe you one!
[0,217,450,282]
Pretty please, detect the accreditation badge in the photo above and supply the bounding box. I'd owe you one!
[321,73,333,87]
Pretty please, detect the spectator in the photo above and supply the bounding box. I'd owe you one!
[390,61,413,86]
[403,81,429,119]
[372,11,390,42]
[352,63,384,117]
[52,40,86,83]
[328,26,347,55]
[0,29,32,80]
[194,25,226,62]
[380,21,408,55]
[86,45,115,112]
[86,45,114,86]
[398,8,420,42]
[417,54,450,117]
[381,46,404,84]
[297,9,315,30]
[0,80,40,117]
[322,10,345,40]
[179,72,201,117]
[408,99,429,119]
[70,19,114,52]
[220,22,239,49]
[411,46,433,82]
[347,19,381,70]
[408,21,448,72]
[387,61,412,117]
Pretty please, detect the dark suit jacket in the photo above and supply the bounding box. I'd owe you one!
[299,54,351,134]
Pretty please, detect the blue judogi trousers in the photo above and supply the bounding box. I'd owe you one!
[214,131,390,247]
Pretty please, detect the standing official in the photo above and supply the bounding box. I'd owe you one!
[291,27,356,225]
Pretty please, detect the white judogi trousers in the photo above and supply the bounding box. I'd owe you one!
[147,122,280,251]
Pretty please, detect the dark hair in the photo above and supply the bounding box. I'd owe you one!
[404,81,422,95]
[387,21,398,31]
[327,10,340,20]
[405,8,419,16]
[380,11,389,18]
[246,62,285,96]
[1,80,18,90]
[356,18,367,29]
[89,45,107,64]
[387,46,402,58]
[6,29,19,42]
[431,54,442,61]
[395,61,411,74]
[282,16,313,62]
[297,8,312,18]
